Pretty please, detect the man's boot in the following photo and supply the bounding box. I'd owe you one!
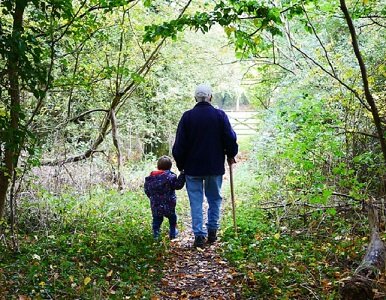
[207,229,217,243]
[193,235,205,248]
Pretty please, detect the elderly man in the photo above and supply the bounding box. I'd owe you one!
[172,83,238,248]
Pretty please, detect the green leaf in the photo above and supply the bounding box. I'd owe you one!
[310,195,322,204]
[130,72,145,83]
[143,0,152,7]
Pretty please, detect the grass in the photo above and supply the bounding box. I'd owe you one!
[0,188,165,299]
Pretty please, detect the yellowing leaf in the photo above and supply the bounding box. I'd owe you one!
[0,108,6,117]
[38,281,45,287]
[253,35,262,44]
[106,270,113,277]
[84,277,92,286]
[224,26,236,37]
[247,271,254,280]
[274,233,280,240]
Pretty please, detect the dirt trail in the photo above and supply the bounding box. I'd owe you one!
[153,161,246,299]
[153,229,244,299]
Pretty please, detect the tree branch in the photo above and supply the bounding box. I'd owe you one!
[67,44,84,118]
[26,8,57,128]
[291,43,371,111]
[115,7,129,95]
[258,201,352,210]
[301,3,337,77]
[42,0,194,166]
[332,127,379,139]
[110,108,123,190]
[68,109,109,123]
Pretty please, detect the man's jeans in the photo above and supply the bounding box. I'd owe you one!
[186,175,223,237]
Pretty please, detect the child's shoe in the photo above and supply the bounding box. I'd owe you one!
[169,228,179,239]
[153,230,161,240]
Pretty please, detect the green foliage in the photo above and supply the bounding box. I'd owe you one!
[144,0,286,51]
[248,91,371,208]
[222,205,369,298]
[220,158,370,299]
[0,189,164,298]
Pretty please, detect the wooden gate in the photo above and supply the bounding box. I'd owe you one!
[224,110,259,136]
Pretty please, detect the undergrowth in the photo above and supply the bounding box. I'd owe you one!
[0,189,164,299]
[220,139,379,299]
[221,204,372,299]
[1,134,384,299]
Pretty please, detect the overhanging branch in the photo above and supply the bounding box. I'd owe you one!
[42,0,194,166]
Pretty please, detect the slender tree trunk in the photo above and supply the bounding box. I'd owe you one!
[0,0,27,218]
[338,4,386,297]
[111,109,123,190]
[340,0,386,163]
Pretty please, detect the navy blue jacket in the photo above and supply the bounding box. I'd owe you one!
[172,101,238,176]
[144,170,185,217]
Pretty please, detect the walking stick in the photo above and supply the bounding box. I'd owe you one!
[228,161,237,236]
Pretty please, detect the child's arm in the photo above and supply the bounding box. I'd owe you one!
[144,179,151,198]
[169,172,186,190]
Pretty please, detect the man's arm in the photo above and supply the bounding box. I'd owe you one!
[222,112,238,161]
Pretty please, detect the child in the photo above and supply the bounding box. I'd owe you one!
[144,156,185,239]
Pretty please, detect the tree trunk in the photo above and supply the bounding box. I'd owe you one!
[340,204,386,299]
[0,0,27,218]
[111,109,123,190]
[340,0,386,164]
[338,4,386,296]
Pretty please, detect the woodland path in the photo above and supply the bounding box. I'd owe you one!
[153,230,244,299]
[153,162,247,299]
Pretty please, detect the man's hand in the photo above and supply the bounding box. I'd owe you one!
[227,157,236,165]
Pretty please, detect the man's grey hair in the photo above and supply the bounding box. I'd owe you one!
[195,84,212,102]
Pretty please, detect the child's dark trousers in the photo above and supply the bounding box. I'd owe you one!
[152,213,177,238]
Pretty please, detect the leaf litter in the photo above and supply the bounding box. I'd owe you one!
[153,229,244,299]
